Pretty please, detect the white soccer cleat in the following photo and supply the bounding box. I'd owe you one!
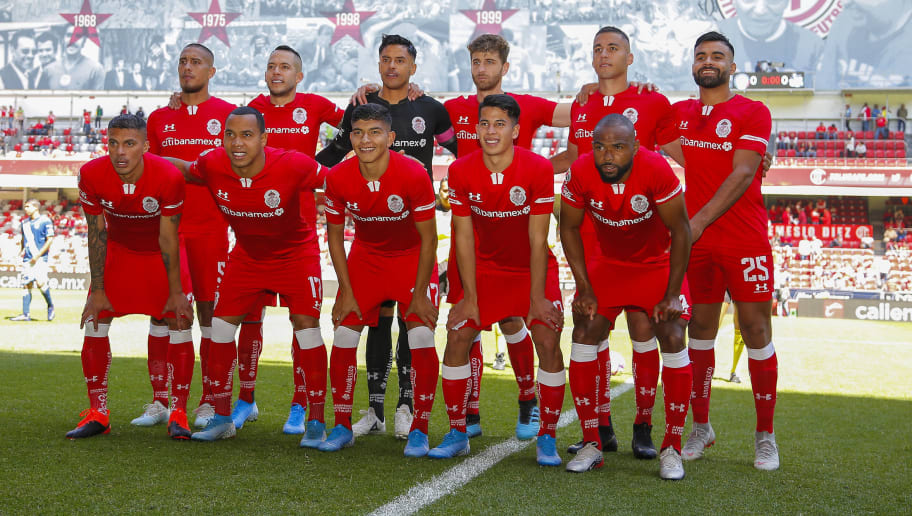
[394,405,414,440]
[565,442,604,473]
[130,401,169,426]
[351,407,386,437]
[193,403,215,428]
[659,447,685,480]
[681,422,716,461]
[754,431,780,471]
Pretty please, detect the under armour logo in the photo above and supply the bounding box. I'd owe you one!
[366,372,380,380]
[576,113,587,122]
[367,180,380,192]
[346,201,359,211]
[575,397,591,406]
[458,116,470,124]
[543,407,560,415]
[519,374,533,382]
[754,284,770,293]
[122,183,136,195]
[309,390,324,397]
[419,393,434,401]
[187,105,198,115]
[755,393,773,401]
[468,192,482,202]
[669,403,686,412]
[217,190,229,201]
[150,374,165,382]
[611,183,625,195]
[639,387,656,396]
[101,199,114,209]
[490,172,504,185]
[163,124,176,132]
[85,375,98,383]
[175,383,190,391]
[590,199,604,210]
[679,121,689,130]
[211,380,220,387]
[701,105,713,116]
[447,404,460,412]
[239,178,252,188]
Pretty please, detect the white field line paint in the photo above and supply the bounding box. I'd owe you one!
[369,378,635,516]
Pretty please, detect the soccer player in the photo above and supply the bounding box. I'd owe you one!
[68,114,193,439]
[320,103,440,456]
[11,199,56,322]
[555,26,683,460]
[674,32,779,470]
[167,107,327,442]
[232,44,345,434]
[443,33,571,440]
[430,94,566,466]
[317,34,457,441]
[144,43,235,430]
[560,114,693,479]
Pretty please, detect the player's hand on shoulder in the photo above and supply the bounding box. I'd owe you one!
[168,92,182,111]
[332,289,362,329]
[630,81,659,94]
[527,296,563,331]
[81,290,113,331]
[406,82,425,101]
[405,294,438,329]
[571,289,598,320]
[576,82,598,105]
[653,294,683,323]
[351,83,380,106]
[447,298,479,330]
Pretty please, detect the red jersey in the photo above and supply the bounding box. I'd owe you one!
[562,149,682,265]
[448,147,556,273]
[445,92,556,157]
[248,93,344,156]
[147,96,236,235]
[78,153,185,254]
[672,95,771,248]
[82,112,90,124]
[569,86,676,154]
[187,147,326,261]
[324,151,436,256]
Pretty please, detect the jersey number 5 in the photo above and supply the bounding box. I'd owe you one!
[741,256,769,282]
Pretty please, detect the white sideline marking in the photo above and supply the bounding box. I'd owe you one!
[369,378,635,516]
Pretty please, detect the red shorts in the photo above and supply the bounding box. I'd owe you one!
[215,254,322,318]
[455,263,563,331]
[98,240,192,319]
[585,258,692,327]
[687,243,775,304]
[181,231,229,303]
[340,246,440,327]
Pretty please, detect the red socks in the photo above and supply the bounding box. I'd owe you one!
[597,339,613,426]
[167,329,194,411]
[295,328,327,423]
[147,324,169,406]
[660,350,692,452]
[505,327,536,402]
[569,342,600,445]
[407,326,439,434]
[236,322,263,403]
[82,324,112,414]
[441,363,472,433]
[632,338,660,426]
[467,334,483,418]
[329,327,360,429]
[747,343,778,433]
[688,338,715,424]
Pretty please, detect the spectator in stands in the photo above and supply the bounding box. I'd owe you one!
[816,122,826,139]
[9,107,16,130]
[856,140,867,158]
[46,111,54,136]
[15,107,24,133]
[94,105,103,130]
[810,206,821,224]
[796,141,810,157]
[135,106,145,120]
[844,104,852,131]
[81,110,91,135]
[827,124,838,139]
[780,205,792,225]
[875,110,889,139]
[120,105,128,116]
[829,235,843,248]
[845,135,856,157]
[822,205,832,225]
[897,104,908,133]
[860,102,871,132]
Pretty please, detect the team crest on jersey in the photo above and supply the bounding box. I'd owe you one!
[715,119,732,138]
[509,186,527,206]
[387,194,404,213]
[293,108,308,124]
[207,119,222,136]
[412,116,426,134]
[264,189,281,209]
[142,196,159,213]
[630,194,648,214]
[623,107,639,124]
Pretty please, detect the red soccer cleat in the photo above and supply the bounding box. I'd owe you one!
[168,408,192,440]
[66,409,110,439]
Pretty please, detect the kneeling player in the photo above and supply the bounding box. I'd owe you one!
[560,114,693,479]
[320,103,440,455]
[432,94,566,466]
[69,114,193,439]
[168,107,328,442]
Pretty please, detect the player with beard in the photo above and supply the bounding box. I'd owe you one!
[317,34,457,442]
[560,114,692,479]
[673,32,779,471]
[167,107,327,442]
[145,44,235,431]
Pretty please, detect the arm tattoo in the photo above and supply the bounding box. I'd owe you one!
[86,214,107,291]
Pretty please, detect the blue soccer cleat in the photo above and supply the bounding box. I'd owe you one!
[283,403,307,434]
[317,425,354,452]
[191,414,236,442]
[465,422,482,438]
[536,434,562,466]
[403,429,430,457]
[230,399,259,430]
[299,420,327,448]
[516,406,540,440]
[428,429,470,459]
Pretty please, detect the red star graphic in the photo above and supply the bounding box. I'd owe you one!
[323,0,376,46]
[59,0,112,47]
[188,0,241,47]
[461,0,518,40]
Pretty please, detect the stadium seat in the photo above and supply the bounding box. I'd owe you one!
[787,149,796,157]
[27,135,35,144]
[864,130,874,139]
[892,131,904,140]
[875,140,886,151]
[63,128,71,136]
[545,130,554,138]
[797,131,807,140]
[66,144,73,153]
[897,149,906,158]
[776,149,786,157]
[837,131,845,139]
[13,144,21,152]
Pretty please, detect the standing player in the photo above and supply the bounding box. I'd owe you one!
[167,107,327,443]
[68,114,193,439]
[144,43,235,430]
[231,44,346,435]
[430,94,566,466]
[560,114,693,479]
[317,34,457,441]
[320,104,440,456]
[674,32,779,471]
[11,200,56,322]
[443,33,571,439]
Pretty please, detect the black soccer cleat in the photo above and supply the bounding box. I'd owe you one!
[631,423,658,459]
[567,439,586,454]
[599,423,618,453]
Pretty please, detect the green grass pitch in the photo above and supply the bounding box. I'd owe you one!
[0,289,909,514]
